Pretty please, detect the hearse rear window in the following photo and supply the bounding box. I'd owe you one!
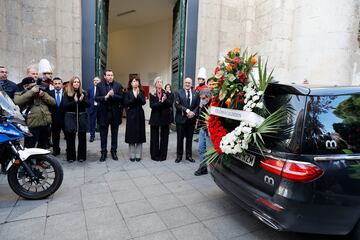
[302,95,360,154]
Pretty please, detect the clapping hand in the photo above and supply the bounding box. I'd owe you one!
[79,93,84,101]
[187,111,195,119]
[74,94,78,102]
[161,94,167,102]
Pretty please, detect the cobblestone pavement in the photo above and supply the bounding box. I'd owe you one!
[0,123,351,240]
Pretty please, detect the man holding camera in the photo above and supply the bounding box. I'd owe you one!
[14,77,55,148]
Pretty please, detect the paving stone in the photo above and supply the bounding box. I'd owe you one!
[45,211,88,240]
[133,175,161,187]
[108,179,136,192]
[125,213,167,238]
[104,171,130,182]
[155,172,182,183]
[198,185,227,200]
[85,205,131,240]
[171,222,218,240]
[203,213,263,240]
[0,207,12,223]
[0,217,46,240]
[8,201,47,221]
[81,182,110,196]
[164,180,195,193]
[148,194,184,212]
[47,188,83,215]
[140,184,171,198]
[127,168,152,178]
[112,188,145,203]
[82,191,115,209]
[158,206,198,228]
[134,230,176,240]
[173,190,208,205]
[118,199,155,218]
[187,198,241,221]
[149,166,173,175]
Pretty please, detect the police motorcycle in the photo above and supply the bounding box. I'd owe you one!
[0,90,63,199]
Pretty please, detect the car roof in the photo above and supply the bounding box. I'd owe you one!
[267,82,360,96]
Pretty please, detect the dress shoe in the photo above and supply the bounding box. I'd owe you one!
[194,166,208,176]
[135,158,141,162]
[186,156,195,163]
[130,158,135,162]
[89,138,94,142]
[99,152,107,162]
[175,158,182,163]
[78,159,86,162]
[111,151,119,161]
[67,159,74,163]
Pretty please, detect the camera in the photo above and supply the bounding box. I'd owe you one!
[36,78,48,91]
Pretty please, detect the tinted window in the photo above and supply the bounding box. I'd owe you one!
[303,95,360,154]
[264,94,306,153]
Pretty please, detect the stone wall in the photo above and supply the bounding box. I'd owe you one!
[197,0,360,85]
[0,0,82,83]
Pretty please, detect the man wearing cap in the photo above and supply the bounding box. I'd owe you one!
[0,66,19,99]
[49,77,65,156]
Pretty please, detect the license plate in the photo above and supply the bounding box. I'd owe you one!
[233,153,256,167]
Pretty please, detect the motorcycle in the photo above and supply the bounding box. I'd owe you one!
[0,90,63,199]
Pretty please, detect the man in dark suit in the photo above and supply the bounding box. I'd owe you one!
[87,76,101,142]
[95,69,124,162]
[174,77,200,163]
[49,77,65,156]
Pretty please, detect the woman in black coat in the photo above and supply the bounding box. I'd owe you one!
[124,77,146,162]
[149,78,173,161]
[63,76,89,162]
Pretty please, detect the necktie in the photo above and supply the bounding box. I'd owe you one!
[56,90,61,107]
[187,90,191,107]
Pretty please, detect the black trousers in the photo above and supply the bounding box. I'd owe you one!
[25,125,50,149]
[66,131,86,161]
[51,123,64,153]
[100,123,119,152]
[176,122,195,159]
[150,125,169,160]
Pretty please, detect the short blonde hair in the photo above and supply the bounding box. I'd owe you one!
[153,76,162,87]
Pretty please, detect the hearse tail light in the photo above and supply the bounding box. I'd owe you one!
[260,157,323,182]
[282,160,323,182]
[260,158,285,175]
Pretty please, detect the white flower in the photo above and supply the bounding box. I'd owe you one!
[257,91,264,96]
[252,95,259,101]
[256,102,264,109]
[249,90,256,96]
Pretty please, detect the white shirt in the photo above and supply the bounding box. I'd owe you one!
[185,89,192,113]
[94,86,98,106]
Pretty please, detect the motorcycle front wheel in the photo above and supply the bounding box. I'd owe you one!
[7,154,63,200]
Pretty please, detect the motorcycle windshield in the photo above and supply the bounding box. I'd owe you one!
[0,90,25,121]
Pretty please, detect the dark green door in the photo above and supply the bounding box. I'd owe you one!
[171,0,186,91]
[95,0,109,78]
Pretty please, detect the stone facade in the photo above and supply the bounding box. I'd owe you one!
[0,0,82,83]
[2,0,360,86]
[197,0,360,85]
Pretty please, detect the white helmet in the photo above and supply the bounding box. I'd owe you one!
[38,59,53,74]
[197,67,207,80]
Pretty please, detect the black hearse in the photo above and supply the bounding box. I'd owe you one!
[211,83,360,238]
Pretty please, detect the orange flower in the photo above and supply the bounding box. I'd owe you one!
[233,47,240,53]
[226,64,233,72]
[251,56,257,65]
[225,98,232,106]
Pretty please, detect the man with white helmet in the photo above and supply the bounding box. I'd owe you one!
[195,67,208,93]
[38,59,54,91]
